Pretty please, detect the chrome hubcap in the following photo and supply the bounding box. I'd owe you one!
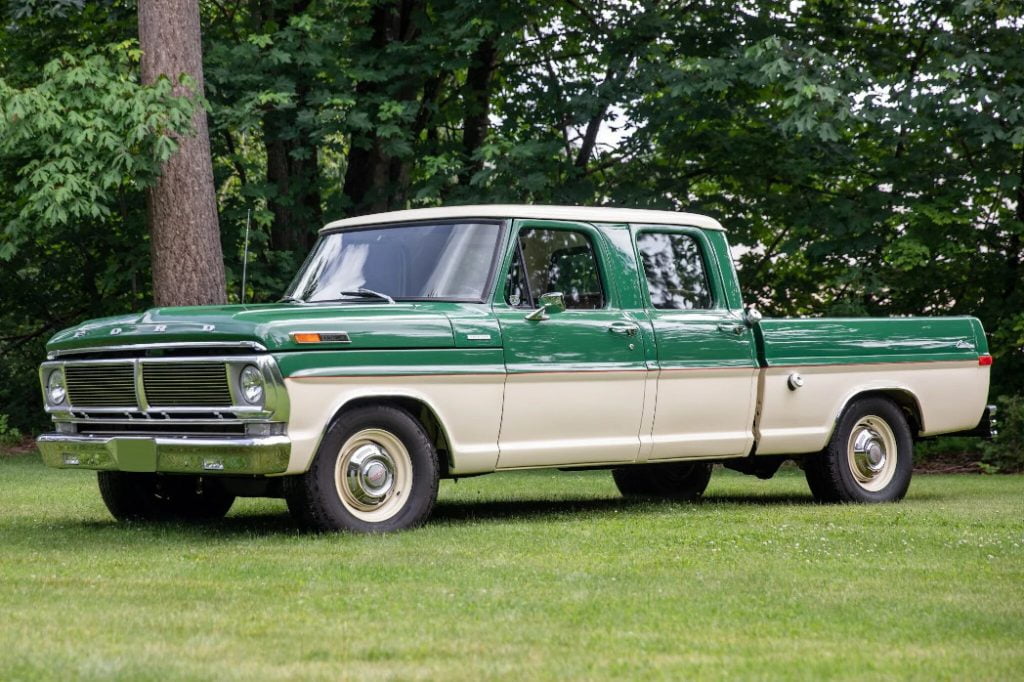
[334,428,412,522]
[344,444,396,508]
[852,428,887,475]
[847,416,898,491]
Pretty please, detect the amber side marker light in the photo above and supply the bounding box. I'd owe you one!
[978,354,993,366]
[293,332,322,344]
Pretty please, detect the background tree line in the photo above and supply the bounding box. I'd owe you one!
[1,0,1022,436]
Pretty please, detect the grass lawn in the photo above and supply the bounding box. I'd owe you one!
[1,451,1022,681]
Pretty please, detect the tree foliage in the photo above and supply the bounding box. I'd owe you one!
[1,0,1022,431]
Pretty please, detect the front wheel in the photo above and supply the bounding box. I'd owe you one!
[97,472,235,522]
[612,462,713,501]
[284,405,440,533]
[804,396,913,503]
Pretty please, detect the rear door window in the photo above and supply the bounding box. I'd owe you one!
[636,232,713,310]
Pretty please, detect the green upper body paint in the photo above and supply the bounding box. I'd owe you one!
[46,214,988,373]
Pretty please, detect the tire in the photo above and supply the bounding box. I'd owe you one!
[97,472,235,522]
[804,396,913,503]
[612,462,713,501]
[284,405,440,533]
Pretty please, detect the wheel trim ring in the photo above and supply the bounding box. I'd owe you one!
[847,415,898,492]
[334,428,413,523]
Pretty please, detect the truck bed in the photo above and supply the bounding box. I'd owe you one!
[753,316,990,454]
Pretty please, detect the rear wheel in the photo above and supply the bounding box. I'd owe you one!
[284,405,439,533]
[804,396,913,503]
[612,462,713,501]
[97,472,235,522]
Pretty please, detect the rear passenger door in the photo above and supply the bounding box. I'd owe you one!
[634,226,759,459]
[494,220,648,468]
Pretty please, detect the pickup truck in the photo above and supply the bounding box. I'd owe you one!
[37,205,994,532]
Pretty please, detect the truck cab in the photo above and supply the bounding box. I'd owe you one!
[38,205,993,532]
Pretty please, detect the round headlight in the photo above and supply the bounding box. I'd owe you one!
[47,369,67,405]
[239,365,265,405]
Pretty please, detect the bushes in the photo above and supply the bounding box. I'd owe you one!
[0,414,22,447]
[981,395,1024,473]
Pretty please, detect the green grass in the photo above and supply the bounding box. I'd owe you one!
[1,453,1022,681]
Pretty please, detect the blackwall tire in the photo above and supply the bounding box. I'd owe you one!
[803,396,914,503]
[612,462,713,502]
[284,405,439,533]
[97,472,235,521]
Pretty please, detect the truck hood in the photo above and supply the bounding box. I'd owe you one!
[46,303,457,354]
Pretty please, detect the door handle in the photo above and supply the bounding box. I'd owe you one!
[608,322,639,337]
[717,322,746,335]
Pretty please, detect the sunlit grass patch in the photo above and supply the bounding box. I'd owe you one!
[2,452,1022,680]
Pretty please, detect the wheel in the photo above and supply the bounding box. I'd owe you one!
[804,396,913,503]
[284,405,439,533]
[97,472,235,521]
[612,461,713,501]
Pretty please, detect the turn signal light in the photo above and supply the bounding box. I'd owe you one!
[293,332,321,344]
[978,354,993,366]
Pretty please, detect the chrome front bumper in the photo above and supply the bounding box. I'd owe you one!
[37,433,291,475]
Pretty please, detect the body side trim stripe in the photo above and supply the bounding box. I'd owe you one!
[286,358,982,380]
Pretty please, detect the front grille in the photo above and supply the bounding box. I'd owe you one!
[143,362,232,407]
[65,364,137,407]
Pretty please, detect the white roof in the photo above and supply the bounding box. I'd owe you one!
[321,204,725,233]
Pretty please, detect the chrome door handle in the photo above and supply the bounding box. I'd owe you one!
[717,322,745,335]
[608,322,639,337]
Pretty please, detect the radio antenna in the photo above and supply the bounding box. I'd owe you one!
[241,208,251,304]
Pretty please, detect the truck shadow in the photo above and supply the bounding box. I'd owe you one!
[43,490,943,539]
[429,492,820,524]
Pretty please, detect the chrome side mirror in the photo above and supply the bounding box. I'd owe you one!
[744,305,762,326]
[525,292,566,321]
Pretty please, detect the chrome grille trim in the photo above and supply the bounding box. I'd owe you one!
[42,354,290,425]
[64,364,137,408]
[142,362,233,407]
[46,340,267,359]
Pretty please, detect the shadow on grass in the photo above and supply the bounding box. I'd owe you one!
[8,487,948,544]
[429,491,836,523]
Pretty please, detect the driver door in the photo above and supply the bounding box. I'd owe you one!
[493,220,649,468]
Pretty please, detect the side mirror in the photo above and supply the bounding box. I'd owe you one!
[744,305,763,327]
[525,292,566,321]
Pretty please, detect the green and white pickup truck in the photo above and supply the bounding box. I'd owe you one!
[38,205,995,532]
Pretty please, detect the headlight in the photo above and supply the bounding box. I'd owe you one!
[47,369,67,405]
[239,365,265,405]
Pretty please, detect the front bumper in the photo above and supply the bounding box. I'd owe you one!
[37,433,291,475]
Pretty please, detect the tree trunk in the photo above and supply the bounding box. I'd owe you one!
[341,0,423,215]
[459,35,498,187]
[264,97,322,253]
[260,0,321,253]
[139,0,227,306]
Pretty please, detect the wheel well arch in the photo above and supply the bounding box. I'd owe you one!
[837,388,924,438]
[330,395,454,478]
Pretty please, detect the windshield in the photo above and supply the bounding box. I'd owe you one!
[286,221,502,303]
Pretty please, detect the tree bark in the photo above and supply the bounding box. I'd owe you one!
[139,0,227,306]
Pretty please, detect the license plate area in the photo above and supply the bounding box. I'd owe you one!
[111,438,158,472]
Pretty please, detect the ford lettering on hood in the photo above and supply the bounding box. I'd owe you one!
[46,303,458,354]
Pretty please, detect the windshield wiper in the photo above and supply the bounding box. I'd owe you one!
[279,295,305,304]
[339,288,396,304]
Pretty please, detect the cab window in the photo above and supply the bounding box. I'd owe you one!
[636,232,713,310]
[505,228,605,309]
